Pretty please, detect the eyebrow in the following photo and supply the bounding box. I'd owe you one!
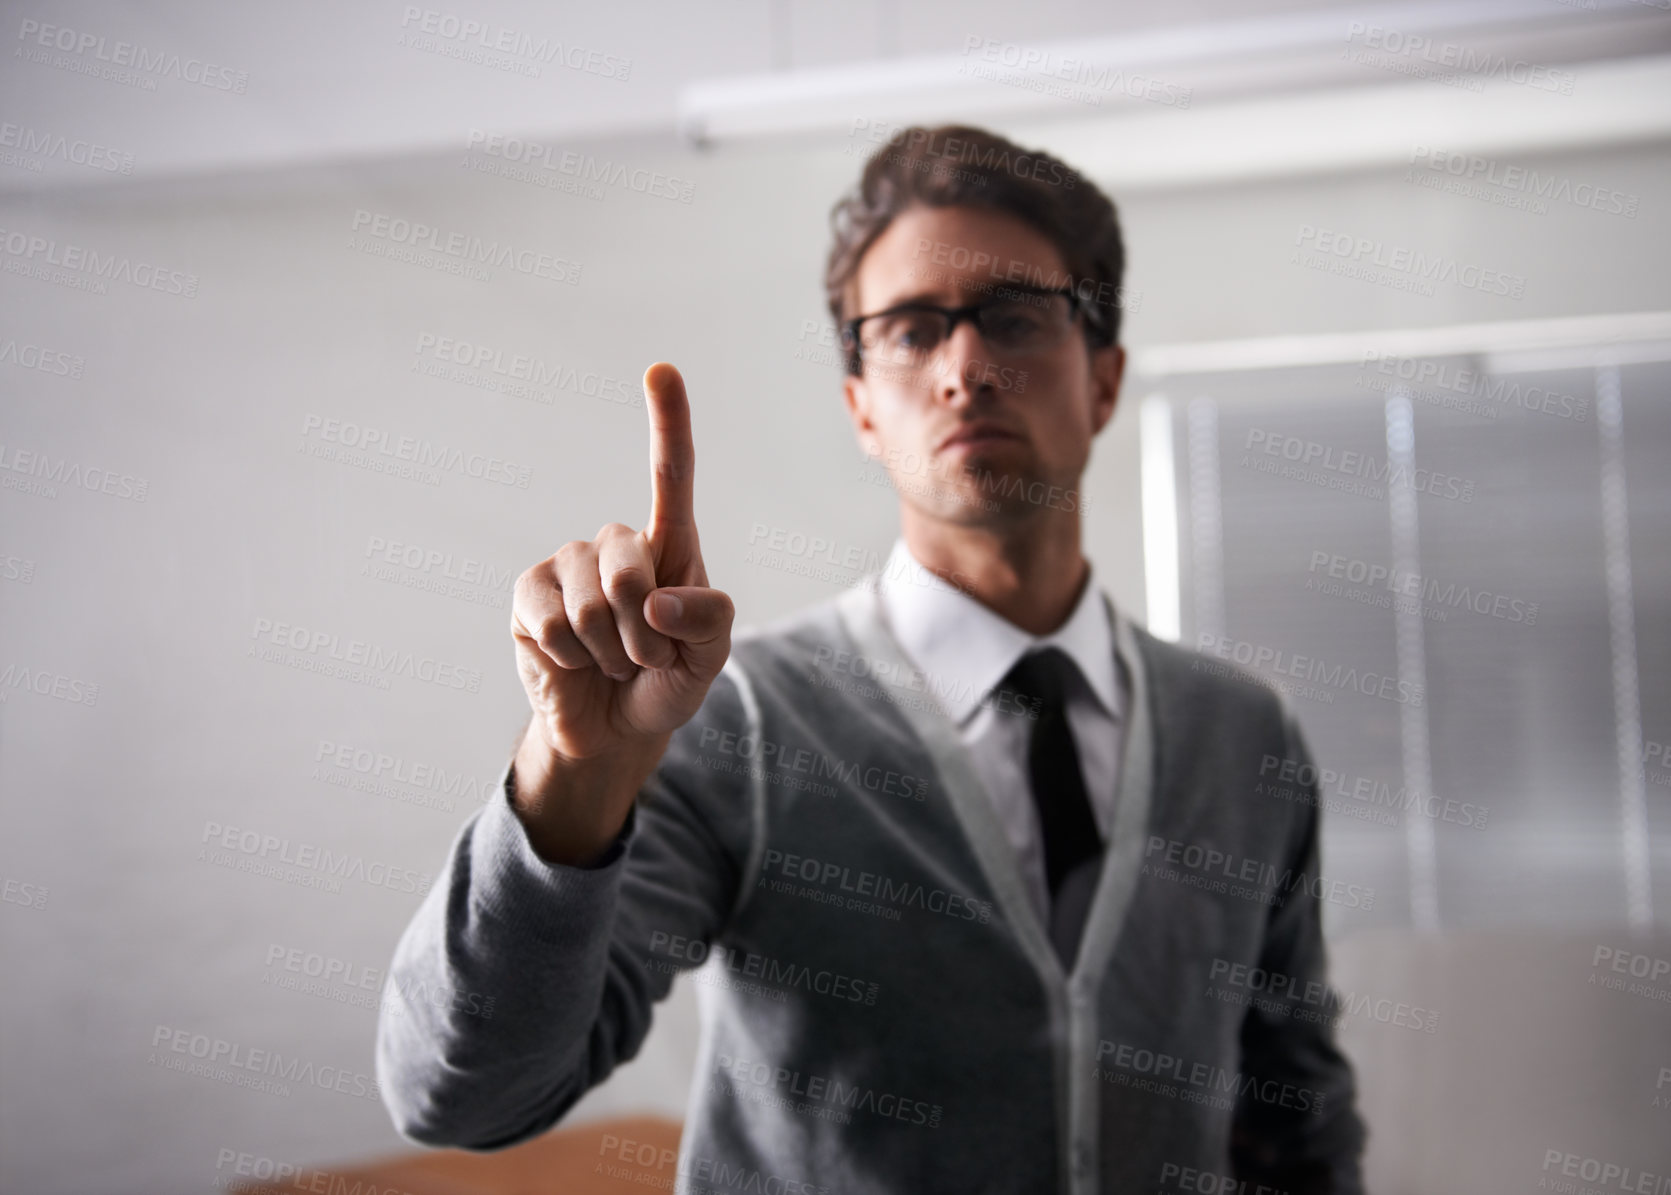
[863,287,957,314]
[864,282,1053,316]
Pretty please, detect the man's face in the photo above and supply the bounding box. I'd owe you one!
[841,203,1123,528]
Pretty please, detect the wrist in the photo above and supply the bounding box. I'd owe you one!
[509,721,670,866]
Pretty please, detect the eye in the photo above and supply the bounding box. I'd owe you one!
[876,310,944,351]
[982,303,1047,340]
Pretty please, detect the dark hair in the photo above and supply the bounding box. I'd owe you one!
[824,124,1126,375]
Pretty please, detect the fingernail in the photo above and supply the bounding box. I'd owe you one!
[654,591,683,620]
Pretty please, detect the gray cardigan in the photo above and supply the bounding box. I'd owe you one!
[375,577,1367,1194]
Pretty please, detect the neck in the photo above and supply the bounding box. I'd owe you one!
[899,505,1089,637]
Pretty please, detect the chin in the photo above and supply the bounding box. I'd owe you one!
[942,448,1029,486]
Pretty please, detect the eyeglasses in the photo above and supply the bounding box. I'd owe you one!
[841,285,1102,377]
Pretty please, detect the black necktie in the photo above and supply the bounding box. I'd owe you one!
[1000,647,1104,964]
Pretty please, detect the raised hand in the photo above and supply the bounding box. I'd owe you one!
[512,362,735,764]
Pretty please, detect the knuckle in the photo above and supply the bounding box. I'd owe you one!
[654,460,692,487]
[601,565,651,600]
[567,601,613,639]
[512,582,555,625]
[595,521,634,543]
[514,561,551,599]
[632,642,675,670]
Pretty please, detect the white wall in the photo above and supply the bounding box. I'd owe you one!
[2,112,1668,1192]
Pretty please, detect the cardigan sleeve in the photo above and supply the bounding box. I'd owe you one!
[1228,708,1370,1194]
[374,664,761,1150]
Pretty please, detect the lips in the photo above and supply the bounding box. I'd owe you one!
[938,423,1022,452]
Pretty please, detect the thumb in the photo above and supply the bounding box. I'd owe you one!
[643,586,733,677]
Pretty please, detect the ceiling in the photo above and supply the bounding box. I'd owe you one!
[2,0,1669,195]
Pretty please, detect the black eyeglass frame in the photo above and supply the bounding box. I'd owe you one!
[839,284,1107,377]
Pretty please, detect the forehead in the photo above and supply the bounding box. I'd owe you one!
[853,204,1070,311]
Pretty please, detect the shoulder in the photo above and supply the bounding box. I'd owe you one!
[1131,624,1295,747]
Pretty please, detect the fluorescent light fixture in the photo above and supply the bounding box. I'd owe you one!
[1026,52,1671,192]
[677,0,1671,149]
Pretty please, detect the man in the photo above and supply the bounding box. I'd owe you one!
[376,124,1368,1194]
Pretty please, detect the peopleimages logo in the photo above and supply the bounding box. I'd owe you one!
[1358,349,1590,421]
[0,225,200,297]
[878,125,1079,188]
[1195,633,1424,708]
[759,847,994,924]
[149,1026,378,1099]
[1306,550,1538,626]
[809,643,1043,723]
[364,534,517,592]
[1095,1037,1327,1116]
[593,1135,833,1195]
[715,1052,942,1128]
[1257,753,1489,830]
[1242,428,1476,503]
[911,237,1133,314]
[313,738,499,807]
[397,7,632,80]
[412,332,642,408]
[648,930,880,1006]
[1540,1150,1670,1194]
[1294,224,1526,299]
[957,37,1192,109]
[698,725,929,802]
[464,130,694,202]
[0,338,85,378]
[0,439,149,502]
[15,18,250,92]
[249,615,484,693]
[1144,834,1376,910]
[1343,21,1575,94]
[0,660,99,706]
[299,414,532,489]
[0,122,134,173]
[349,209,582,285]
[1206,958,1441,1034]
[1408,145,1639,218]
[199,820,431,895]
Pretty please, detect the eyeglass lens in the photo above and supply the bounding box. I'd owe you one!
[858,294,1072,359]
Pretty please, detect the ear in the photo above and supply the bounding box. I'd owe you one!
[1089,343,1124,436]
[843,373,882,458]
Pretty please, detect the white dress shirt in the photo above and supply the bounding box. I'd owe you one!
[874,536,1129,929]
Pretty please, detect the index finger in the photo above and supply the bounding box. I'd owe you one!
[644,361,695,537]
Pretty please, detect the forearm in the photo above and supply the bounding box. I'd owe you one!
[509,718,669,867]
[375,669,754,1151]
[374,764,643,1149]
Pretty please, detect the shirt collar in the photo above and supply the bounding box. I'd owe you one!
[875,535,1121,728]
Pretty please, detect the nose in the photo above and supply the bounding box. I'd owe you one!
[930,318,997,407]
